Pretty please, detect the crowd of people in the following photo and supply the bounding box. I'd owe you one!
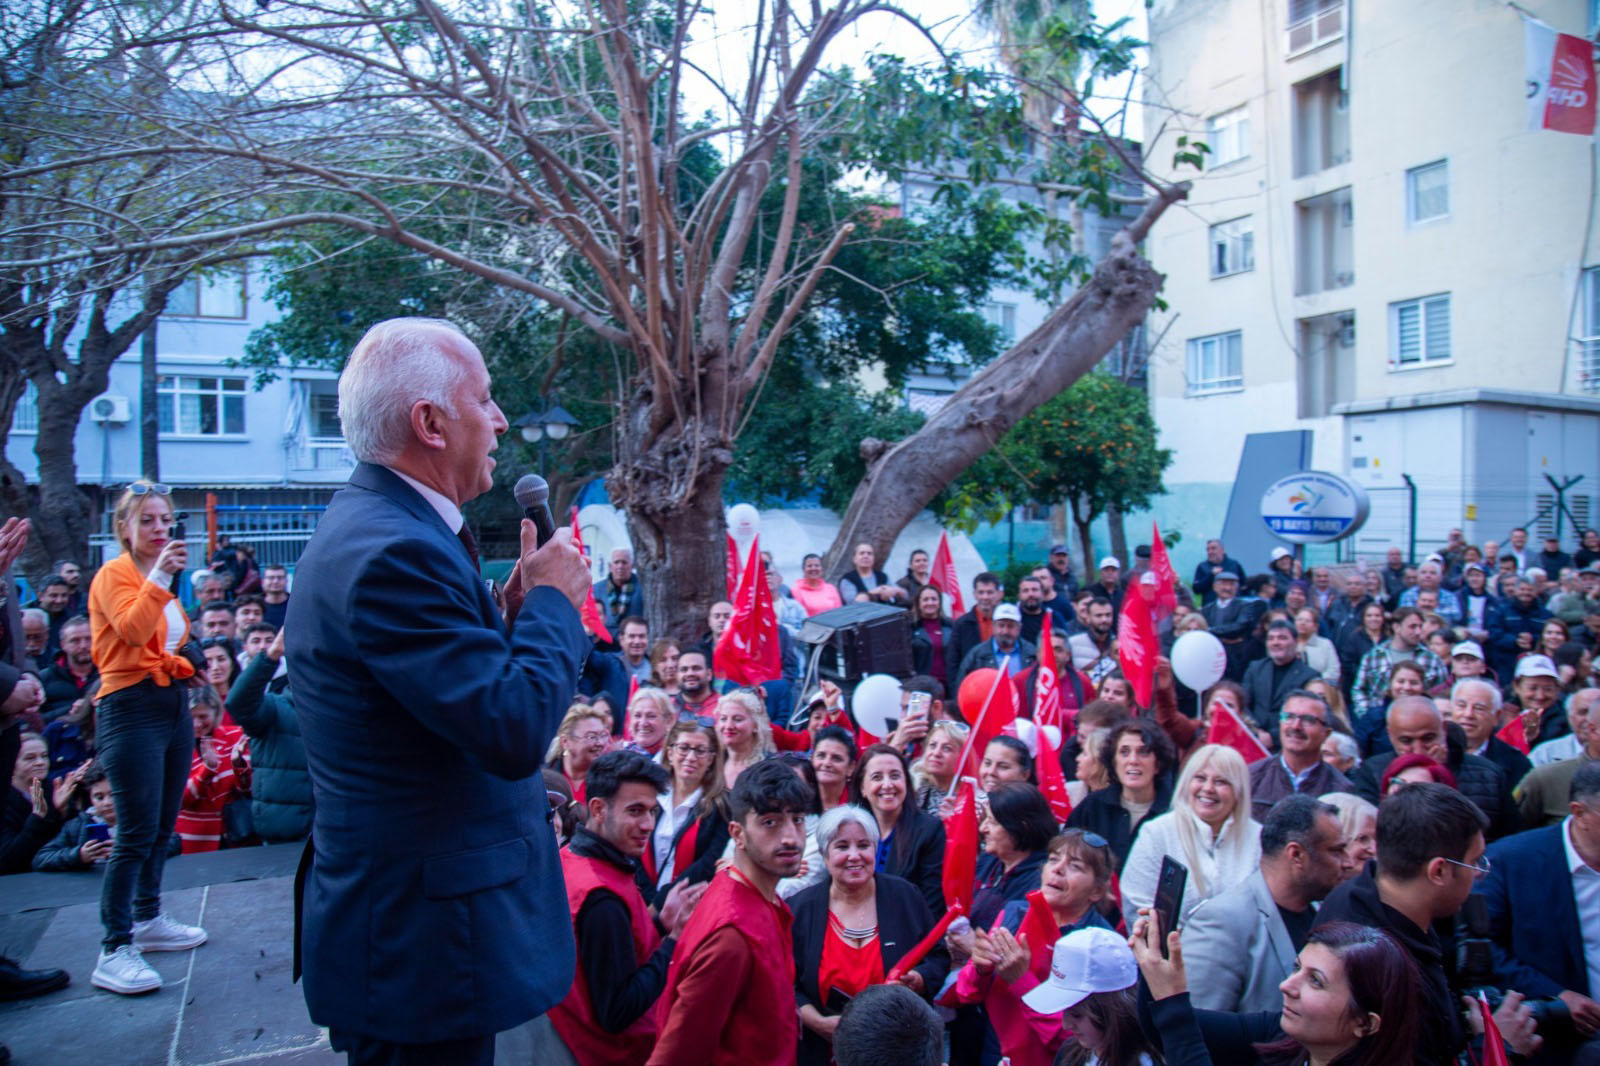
[2,498,1600,1066]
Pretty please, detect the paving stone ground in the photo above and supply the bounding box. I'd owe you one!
[0,844,543,1065]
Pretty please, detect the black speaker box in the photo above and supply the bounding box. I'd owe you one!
[798,602,913,683]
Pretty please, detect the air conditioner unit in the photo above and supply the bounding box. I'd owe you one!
[90,394,131,424]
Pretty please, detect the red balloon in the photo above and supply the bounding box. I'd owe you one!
[957,668,1000,722]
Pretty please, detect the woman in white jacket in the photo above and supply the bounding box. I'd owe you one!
[1119,743,1261,927]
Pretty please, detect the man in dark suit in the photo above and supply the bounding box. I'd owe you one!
[1240,621,1320,741]
[1475,760,1600,1064]
[1202,572,1265,682]
[1192,538,1246,606]
[286,318,592,1066]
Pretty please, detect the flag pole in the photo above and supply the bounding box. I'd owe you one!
[948,666,1009,799]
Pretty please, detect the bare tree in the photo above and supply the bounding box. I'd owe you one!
[3,0,1189,634]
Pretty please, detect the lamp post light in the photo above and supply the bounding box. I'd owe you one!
[512,400,578,478]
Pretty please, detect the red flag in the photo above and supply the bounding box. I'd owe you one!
[1495,711,1534,755]
[1207,699,1270,764]
[930,531,966,616]
[1117,590,1157,708]
[886,902,963,983]
[1034,612,1063,731]
[725,532,740,598]
[1526,20,1597,136]
[1150,523,1179,620]
[1036,721,1074,823]
[622,674,640,741]
[570,507,612,644]
[1476,993,1513,1066]
[971,667,1019,764]
[1018,890,1061,967]
[714,536,782,686]
[941,781,979,911]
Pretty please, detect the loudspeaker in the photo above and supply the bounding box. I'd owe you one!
[799,602,913,683]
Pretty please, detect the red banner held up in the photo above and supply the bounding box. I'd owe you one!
[570,507,612,644]
[714,536,782,686]
[930,531,966,616]
[1117,589,1157,708]
[941,780,979,912]
[1207,699,1271,765]
[1150,523,1180,620]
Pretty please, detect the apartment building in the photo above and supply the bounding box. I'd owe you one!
[1141,0,1600,563]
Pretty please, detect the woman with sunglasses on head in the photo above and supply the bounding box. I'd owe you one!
[912,719,970,813]
[545,703,612,804]
[639,720,732,908]
[86,480,209,995]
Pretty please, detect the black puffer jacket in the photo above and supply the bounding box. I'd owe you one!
[1350,723,1519,839]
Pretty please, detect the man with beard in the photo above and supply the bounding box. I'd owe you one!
[949,572,1003,671]
[1015,575,1068,647]
[1067,596,1119,684]
[648,759,809,1065]
[955,604,1036,686]
[1044,544,1079,601]
[543,752,705,1066]
[672,651,717,721]
[40,615,97,722]
[1030,567,1077,633]
[1247,691,1352,820]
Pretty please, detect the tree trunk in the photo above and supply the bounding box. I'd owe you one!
[1107,502,1129,567]
[141,321,160,480]
[1072,502,1096,583]
[824,185,1186,573]
[29,387,95,575]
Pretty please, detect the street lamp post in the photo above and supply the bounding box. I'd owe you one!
[512,400,578,479]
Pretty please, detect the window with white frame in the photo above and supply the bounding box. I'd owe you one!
[9,382,38,434]
[157,375,246,435]
[1186,331,1244,394]
[982,301,1017,346]
[1389,294,1451,368]
[1406,160,1449,224]
[310,390,341,437]
[164,267,247,319]
[1206,106,1250,167]
[1582,267,1600,392]
[1209,216,1255,277]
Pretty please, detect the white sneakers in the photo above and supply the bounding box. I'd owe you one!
[132,913,208,952]
[91,946,161,995]
[92,914,208,996]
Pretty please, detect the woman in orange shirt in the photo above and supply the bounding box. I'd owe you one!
[86,481,208,997]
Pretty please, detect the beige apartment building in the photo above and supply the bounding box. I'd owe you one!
[1140,0,1600,563]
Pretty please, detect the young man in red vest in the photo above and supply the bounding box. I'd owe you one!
[544,751,704,1066]
[647,758,811,1066]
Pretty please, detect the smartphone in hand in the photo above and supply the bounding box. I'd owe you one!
[1152,856,1188,959]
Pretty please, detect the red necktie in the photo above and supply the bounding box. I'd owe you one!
[457,526,480,573]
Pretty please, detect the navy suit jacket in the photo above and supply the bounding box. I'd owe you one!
[1475,823,1589,1002]
[285,463,589,1043]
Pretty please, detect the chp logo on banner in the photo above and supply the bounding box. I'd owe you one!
[1525,18,1597,135]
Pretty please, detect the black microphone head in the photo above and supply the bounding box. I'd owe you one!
[514,474,549,510]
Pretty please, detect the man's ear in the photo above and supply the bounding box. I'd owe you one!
[410,400,447,451]
[727,819,745,852]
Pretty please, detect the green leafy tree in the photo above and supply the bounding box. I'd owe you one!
[943,373,1172,569]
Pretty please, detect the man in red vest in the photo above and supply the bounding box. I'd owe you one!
[543,751,704,1066]
[647,758,811,1066]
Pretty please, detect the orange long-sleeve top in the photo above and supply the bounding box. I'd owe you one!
[88,553,197,698]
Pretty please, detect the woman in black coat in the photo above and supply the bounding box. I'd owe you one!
[791,805,949,1066]
[637,720,733,907]
[908,585,957,690]
[852,743,946,916]
[1066,718,1176,874]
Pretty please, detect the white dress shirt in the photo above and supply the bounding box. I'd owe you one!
[390,468,464,534]
[652,786,702,889]
[1563,816,1600,999]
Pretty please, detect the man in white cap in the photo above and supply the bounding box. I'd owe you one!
[1444,639,1491,689]
[1092,557,1123,615]
[1448,677,1532,786]
[1516,684,1600,827]
[1511,653,1567,750]
[1267,545,1295,602]
[954,602,1036,687]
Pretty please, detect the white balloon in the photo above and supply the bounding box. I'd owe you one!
[726,503,761,543]
[851,674,904,739]
[1039,724,1061,751]
[1170,630,1228,692]
[1008,718,1039,756]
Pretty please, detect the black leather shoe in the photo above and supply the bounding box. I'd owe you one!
[0,957,70,1001]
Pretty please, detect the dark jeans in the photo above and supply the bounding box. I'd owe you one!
[329,1029,494,1066]
[98,679,190,951]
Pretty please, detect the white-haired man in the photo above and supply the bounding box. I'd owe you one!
[1449,678,1532,787]
[286,318,593,1065]
[596,546,644,636]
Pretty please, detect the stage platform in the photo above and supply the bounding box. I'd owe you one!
[0,844,545,1065]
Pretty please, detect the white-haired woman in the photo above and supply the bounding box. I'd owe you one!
[1119,743,1261,926]
[1320,791,1378,877]
[788,805,950,1066]
[716,688,775,790]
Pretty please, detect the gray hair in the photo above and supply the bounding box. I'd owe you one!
[1524,568,1547,582]
[1325,731,1360,765]
[1570,760,1600,806]
[816,804,879,854]
[339,318,473,464]
[1450,677,1502,712]
[1320,791,1378,839]
[20,608,46,627]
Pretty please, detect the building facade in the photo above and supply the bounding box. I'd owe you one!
[1141,0,1600,566]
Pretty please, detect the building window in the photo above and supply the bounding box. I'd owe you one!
[165,267,247,319]
[1207,106,1250,167]
[1287,0,1345,54]
[310,391,342,437]
[982,301,1017,346]
[1406,160,1449,225]
[1209,217,1255,277]
[1186,331,1244,395]
[1389,294,1451,368]
[10,382,38,434]
[1582,267,1600,392]
[158,375,246,435]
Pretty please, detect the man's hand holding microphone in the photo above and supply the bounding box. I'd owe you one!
[502,474,590,625]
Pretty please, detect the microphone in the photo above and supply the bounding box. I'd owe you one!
[514,474,557,548]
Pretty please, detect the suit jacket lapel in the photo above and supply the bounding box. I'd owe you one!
[1252,871,1296,973]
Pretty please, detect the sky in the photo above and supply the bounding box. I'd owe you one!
[677,0,1150,145]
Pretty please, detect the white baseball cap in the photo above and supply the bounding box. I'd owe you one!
[1139,571,1158,586]
[993,603,1022,623]
[1020,927,1138,1014]
[1450,641,1484,660]
[1098,556,1121,570]
[1514,654,1558,680]
[1270,546,1292,562]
